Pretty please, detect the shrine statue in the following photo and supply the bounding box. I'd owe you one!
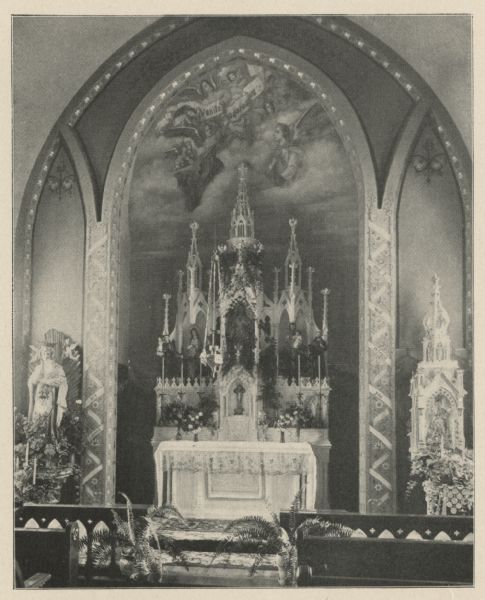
[309,329,328,379]
[186,327,201,379]
[27,343,68,437]
[233,382,246,415]
[426,394,453,452]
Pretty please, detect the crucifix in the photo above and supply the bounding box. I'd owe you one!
[233,382,246,415]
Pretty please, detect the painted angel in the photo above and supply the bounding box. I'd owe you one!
[266,103,333,186]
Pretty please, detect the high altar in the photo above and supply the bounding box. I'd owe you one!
[152,163,331,518]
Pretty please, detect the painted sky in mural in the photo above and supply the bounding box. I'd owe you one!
[129,58,359,375]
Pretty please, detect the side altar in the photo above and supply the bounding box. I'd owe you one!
[151,164,331,516]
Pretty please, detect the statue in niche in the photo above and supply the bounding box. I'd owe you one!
[28,343,68,438]
[426,393,453,452]
[186,327,202,380]
[233,382,246,415]
[309,328,328,379]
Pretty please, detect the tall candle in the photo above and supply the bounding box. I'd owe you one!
[298,354,301,389]
[33,458,37,485]
[162,355,165,385]
[199,360,202,384]
[318,355,321,382]
[180,356,184,385]
[25,441,29,466]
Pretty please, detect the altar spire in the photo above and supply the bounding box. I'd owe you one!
[285,217,302,291]
[229,162,255,241]
[186,221,202,293]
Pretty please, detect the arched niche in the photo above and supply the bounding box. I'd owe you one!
[27,147,85,407]
[394,120,470,510]
[398,125,464,354]
[90,36,378,509]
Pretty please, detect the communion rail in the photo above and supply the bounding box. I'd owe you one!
[280,510,474,586]
[15,504,473,587]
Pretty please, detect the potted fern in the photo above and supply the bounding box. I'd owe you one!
[79,493,187,584]
[214,491,352,586]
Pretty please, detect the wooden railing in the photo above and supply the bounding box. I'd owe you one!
[280,509,473,542]
[15,504,474,587]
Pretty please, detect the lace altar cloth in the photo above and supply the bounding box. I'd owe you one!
[154,440,316,509]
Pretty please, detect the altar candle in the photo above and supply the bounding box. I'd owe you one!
[25,441,29,466]
[33,458,37,485]
[180,357,184,385]
[162,355,165,385]
[318,355,321,382]
[199,360,202,384]
[298,355,301,389]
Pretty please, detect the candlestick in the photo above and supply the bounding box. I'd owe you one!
[199,360,202,384]
[273,267,280,303]
[162,293,171,336]
[162,355,165,385]
[180,356,184,385]
[298,354,301,390]
[33,458,37,485]
[25,441,29,466]
[318,354,321,382]
[321,288,330,341]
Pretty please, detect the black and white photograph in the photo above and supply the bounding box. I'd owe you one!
[10,7,476,591]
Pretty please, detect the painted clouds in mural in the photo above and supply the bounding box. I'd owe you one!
[129,58,356,257]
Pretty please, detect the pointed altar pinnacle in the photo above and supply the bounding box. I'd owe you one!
[229,162,255,241]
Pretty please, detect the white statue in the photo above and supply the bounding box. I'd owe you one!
[28,343,68,437]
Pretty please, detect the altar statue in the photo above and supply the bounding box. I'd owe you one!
[233,382,246,415]
[186,327,201,380]
[309,329,328,379]
[28,343,68,437]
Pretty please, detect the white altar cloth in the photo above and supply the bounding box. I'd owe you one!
[154,440,316,518]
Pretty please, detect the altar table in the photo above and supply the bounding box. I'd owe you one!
[154,440,316,519]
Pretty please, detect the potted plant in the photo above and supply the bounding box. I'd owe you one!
[407,448,474,515]
[213,491,352,586]
[78,493,187,584]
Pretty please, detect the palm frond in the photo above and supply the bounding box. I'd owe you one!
[147,504,188,526]
[296,518,353,538]
[118,492,136,544]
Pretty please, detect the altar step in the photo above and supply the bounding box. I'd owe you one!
[162,551,279,587]
[158,519,281,586]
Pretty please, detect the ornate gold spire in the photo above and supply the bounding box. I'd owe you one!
[229,163,255,241]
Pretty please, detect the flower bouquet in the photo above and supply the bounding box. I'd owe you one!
[407,448,474,515]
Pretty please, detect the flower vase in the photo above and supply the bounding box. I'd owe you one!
[176,426,182,441]
[296,427,301,442]
[193,431,199,442]
[280,430,285,443]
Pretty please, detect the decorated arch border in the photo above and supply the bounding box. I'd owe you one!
[97,40,388,508]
